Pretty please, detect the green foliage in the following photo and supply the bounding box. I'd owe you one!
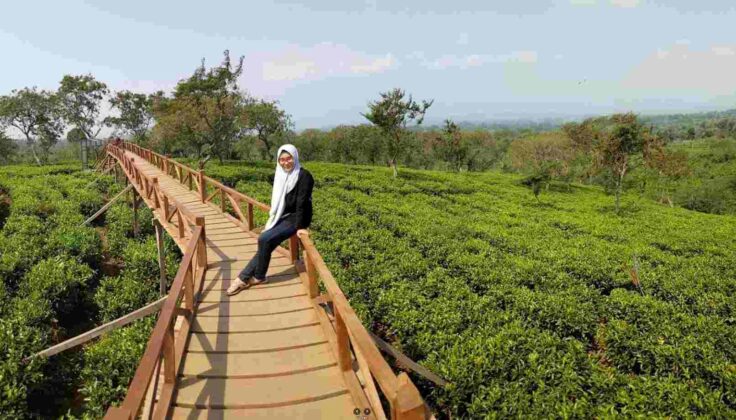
[58,74,109,140]
[105,90,159,143]
[0,131,18,164]
[241,98,293,159]
[79,317,154,418]
[362,88,433,177]
[19,257,94,328]
[0,318,45,418]
[200,159,736,417]
[46,224,103,267]
[0,87,65,164]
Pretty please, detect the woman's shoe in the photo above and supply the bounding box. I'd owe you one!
[248,277,268,286]
[226,278,249,296]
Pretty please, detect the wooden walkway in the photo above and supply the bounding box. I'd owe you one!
[102,142,426,420]
[120,149,361,418]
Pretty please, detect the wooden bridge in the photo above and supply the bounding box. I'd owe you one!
[98,142,427,419]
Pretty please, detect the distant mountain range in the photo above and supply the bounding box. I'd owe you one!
[410,108,736,132]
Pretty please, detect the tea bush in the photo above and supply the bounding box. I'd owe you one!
[200,159,736,417]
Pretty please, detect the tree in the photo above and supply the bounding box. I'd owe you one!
[0,131,17,164]
[566,113,675,213]
[433,119,467,171]
[362,88,433,177]
[58,74,109,141]
[508,131,574,199]
[0,88,64,164]
[172,50,245,162]
[241,99,292,159]
[105,90,161,144]
[151,96,209,157]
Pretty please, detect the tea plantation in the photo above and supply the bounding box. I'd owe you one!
[1,159,735,418]
[0,164,180,418]
[199,159,736,418]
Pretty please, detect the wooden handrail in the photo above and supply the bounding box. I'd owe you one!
[106,144,200,238]
[25,296,167,362]
[105,226,206,420]
[299,232,426,420]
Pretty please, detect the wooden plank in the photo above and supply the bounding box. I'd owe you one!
[81,185,133,225]
[179,343,335,378]
[28,296,166,360]
[191,308,317,333]
[207,258,292,270]
[201,273,300,289]
[199,282,308,302]
[187,324,328,353]
[369,331,448,387]
[195,298,313,318]
[168,392,356,419]
[204,265,297,281]
[172,366,349,408]
[205,238,258,247]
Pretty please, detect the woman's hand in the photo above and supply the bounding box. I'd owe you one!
[296,229,309,238]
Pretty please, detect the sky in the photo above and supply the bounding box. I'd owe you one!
[2,0,736,130]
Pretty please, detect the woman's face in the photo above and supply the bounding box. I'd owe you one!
[278,152,294,172]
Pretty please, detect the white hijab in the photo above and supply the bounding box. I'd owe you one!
[263,144,301,232]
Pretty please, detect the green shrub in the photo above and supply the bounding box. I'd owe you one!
[19,257,94,328]
[80,317,154,418]
[0,318,46,418]
[122,237,160,280]
[46,224,103,268]
[94,273,158,322]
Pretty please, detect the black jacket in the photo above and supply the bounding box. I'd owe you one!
[280,169,314,229]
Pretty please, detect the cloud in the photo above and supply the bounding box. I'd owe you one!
[569,0,643,7]
[242,42,397,98]
[349,54,395,73]
[255,42,396,82]
[610,0,641,7]
[622,43,736,95]
[569,0,598,6]
[420,50,538,70]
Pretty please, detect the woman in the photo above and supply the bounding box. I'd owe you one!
[227,144,314,296]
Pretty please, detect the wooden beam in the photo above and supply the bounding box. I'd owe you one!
[154,220,167,296]
[368,331,448,387]
[81,185,133,226]
[26,296,167,361]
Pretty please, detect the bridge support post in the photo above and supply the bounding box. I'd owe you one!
[303,250,319,298]
[392,373,426,420]
[132,188,139,238]
[198,170,206,203]
[289,236,299,263]
[154,220,167,296]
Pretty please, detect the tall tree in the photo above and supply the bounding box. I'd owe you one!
[568,113,674,212]
[172,50,245,162]
[433,119,467,171]
[105,90,161,144]
[240,99,292,159]
[362,88,433,177]
[57,74,109,141]
[0,88,64,164]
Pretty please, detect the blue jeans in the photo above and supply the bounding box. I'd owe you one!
[237,218,297,281]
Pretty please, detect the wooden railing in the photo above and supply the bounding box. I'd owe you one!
[107,145,202,243]
[119,142,299,261]
[102,141,426,419]
[106,224,206,420]
[300,233,425,419]
[104,143,209,419]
